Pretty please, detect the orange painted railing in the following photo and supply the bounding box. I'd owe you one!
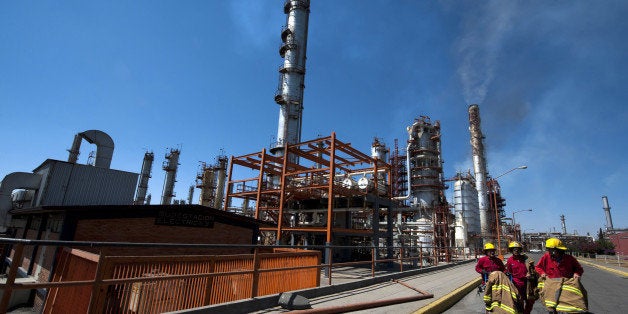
[0,239,471,313]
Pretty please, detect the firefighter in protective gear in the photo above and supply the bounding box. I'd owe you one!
[506,241,535,314]
[535,238,583,279]
[535,238,587,313]
[476,243,505,283]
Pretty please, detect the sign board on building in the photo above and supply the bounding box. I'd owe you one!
[155,209,215,228]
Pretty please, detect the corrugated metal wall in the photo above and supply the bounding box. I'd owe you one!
[34,161,138,206]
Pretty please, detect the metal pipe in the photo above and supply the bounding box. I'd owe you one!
[79,130,115,169]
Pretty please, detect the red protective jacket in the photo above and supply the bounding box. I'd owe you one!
[535,252,583,278]
[506,254,529,287]
[476,255,505,275]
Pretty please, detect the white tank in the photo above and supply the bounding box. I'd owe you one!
[342,178,356,189]
[417,218,433,249]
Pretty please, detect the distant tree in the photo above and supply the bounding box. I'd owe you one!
[595,228,615,255]
[572,238,596,254]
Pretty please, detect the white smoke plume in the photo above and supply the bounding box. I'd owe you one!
[455,1,516,104]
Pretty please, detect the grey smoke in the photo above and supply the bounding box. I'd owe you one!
[455,2,516,104]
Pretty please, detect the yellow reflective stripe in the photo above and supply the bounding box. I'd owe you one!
[498,303,516,314]
[490,284,519,299]
[485,301,516,314]
[491,284,514,292]
[561,285,583,297]
[537,282,544,288]
[545,300,557,307]
[483,295,491,301]
[556,304,586,312]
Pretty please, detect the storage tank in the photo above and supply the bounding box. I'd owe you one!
[454,175,481,249]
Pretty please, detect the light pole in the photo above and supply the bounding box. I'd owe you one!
[512,209,533,242]
[489,165,527,259]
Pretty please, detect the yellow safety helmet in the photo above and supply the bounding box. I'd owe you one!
[508,241,523,249]
[545,238,567,250]
[484,243,495,250]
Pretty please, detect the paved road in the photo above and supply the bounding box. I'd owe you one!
[448,255,627,314]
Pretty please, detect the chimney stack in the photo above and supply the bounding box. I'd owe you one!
[602,195,614,231]
[468,104,490,242]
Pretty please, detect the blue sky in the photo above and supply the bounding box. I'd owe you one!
[1,1,626,237]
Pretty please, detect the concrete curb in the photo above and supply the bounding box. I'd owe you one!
[579,259,628,277]
[412,277,482,314]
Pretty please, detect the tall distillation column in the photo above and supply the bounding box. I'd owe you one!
[196,155,228,209]
[404,116,448,250]
[602,195,614,231]
[468,104,490,243]
[197,163,215,207]
[161,148,180,205]
[134,151,154,205]
[213,156,228,209]
[187,185,194,205]
[271,0,310,163]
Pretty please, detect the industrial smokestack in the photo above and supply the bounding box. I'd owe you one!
[468,104,490,241]
[560,214,567,234]
[68,134,82,163]
[161,148,180,205]
[602,195,614,231]
[272,0,310,162]
[134,151,154,205]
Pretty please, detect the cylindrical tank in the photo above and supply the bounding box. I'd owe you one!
[342,177,357,189]
[454,177,481,236]
[414,218,433,250]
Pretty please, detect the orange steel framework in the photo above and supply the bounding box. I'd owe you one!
[223,132,395,246]
[487,178,506,255]
[390,139,408,198]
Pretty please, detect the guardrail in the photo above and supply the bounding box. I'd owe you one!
[0,238,475,313]
[593,254,626,267]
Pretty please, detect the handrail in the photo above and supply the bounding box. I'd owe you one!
[0,237,473,313]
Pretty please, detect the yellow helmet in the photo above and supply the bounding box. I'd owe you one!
[484,243,495,250]
[545,238,567,250]
[508,241,523,249]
